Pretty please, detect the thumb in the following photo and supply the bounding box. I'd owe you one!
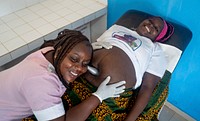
[101,76,111,85]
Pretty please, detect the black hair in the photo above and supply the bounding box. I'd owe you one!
[40,29,92,88]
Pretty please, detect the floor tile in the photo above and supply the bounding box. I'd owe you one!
[159,105,175,121]
[170,113,188,121]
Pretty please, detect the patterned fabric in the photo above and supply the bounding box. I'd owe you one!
[22,70,171,121]
[136,70,171,121]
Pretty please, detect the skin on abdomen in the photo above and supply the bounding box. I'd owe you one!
[85,47,136,89]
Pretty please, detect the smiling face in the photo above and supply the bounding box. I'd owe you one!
[136,17,164,41]
[60,41,92,83]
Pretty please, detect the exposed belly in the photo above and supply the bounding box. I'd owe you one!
[85,47,136,89]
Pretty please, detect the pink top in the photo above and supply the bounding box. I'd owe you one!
[0,47,66,121]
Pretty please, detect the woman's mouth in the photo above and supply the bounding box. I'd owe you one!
[66,71,78,82]
[145,25,150,33]
[70,71,78,77]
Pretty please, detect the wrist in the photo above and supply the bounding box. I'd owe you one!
[92,93,102,103]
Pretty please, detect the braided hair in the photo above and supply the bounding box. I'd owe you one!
[41,29,92,88]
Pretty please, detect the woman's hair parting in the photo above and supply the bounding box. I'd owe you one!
[155,17,174,42]
[42,29,91,88]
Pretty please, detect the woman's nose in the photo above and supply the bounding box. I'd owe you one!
[75,63,86,72]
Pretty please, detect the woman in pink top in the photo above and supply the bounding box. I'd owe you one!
[0,29,125,121]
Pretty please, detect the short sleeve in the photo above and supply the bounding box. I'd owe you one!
[146,43,167,78]
[20,73,66,120]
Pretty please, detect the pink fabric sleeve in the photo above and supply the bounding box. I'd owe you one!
[20,72,66,112]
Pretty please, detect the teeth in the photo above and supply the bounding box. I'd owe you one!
[145,26,150,33]
[71,71,78,76]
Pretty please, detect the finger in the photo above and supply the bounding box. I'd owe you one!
[115,88,125,94]
[103,42,112,49]
[116,85,125,91]
[92,45,102,50]
[112,95,120,98]
[115,86,125,94]
[110,80,126,87]
[101,76,111,85]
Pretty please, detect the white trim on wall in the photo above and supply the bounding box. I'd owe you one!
[96,0,107,5]
[165,101,196,121]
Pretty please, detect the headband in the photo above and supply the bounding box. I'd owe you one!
[155,18,174,42]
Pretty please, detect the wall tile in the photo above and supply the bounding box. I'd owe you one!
[6,17,26,29]
[35,23,57,36]
[0,30,18,43]
[28,37,44,51]
[0,53,12,66]
[10,0,26,12]
[20,12,40,22]
[1,13,19,22]
[0,44,9,57]
[3,37,26,52]
[13,24,33,35]
[28,18,48,29]
[0,23,11,34]
[10,45,29,60]
[20,30,42,43]
[0,1,12,17]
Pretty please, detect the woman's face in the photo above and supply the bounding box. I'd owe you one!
[60,41,92,83]
[136,17,164,41]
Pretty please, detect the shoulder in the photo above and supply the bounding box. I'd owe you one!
[20,72,65,111]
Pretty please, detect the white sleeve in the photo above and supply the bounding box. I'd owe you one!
[33,102,65,121]
[146,44,167,78]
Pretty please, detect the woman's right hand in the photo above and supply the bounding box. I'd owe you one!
[92,76,126,103]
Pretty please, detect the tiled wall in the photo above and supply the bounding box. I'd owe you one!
[0,0,107,17]
[0,0,107,67]
[0,0,46,17]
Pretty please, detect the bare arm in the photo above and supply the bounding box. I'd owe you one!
[51,74,125,121]
[50,95,100,121]
[125,72,160,121]
[65,95,100,121]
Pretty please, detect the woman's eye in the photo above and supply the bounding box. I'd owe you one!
[82,63,89,67]
[70,57,77,63]
[155,27,159,32]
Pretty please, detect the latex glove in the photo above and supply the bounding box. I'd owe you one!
[91,41,113,50]
[92,76,126,103]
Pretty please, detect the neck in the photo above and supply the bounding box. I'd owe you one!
[44,50,54,65]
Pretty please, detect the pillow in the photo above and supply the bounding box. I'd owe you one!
[159,43,182,73]
[115,10,192,73]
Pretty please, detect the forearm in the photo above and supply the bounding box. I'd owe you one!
[65,95,100,121]
[125,85,153,121]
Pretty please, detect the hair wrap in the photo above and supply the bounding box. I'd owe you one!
[155,20,168,41]
[155,17,174,42]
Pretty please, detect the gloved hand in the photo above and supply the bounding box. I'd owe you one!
[92,76,126,103]
[91,41,113,50]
